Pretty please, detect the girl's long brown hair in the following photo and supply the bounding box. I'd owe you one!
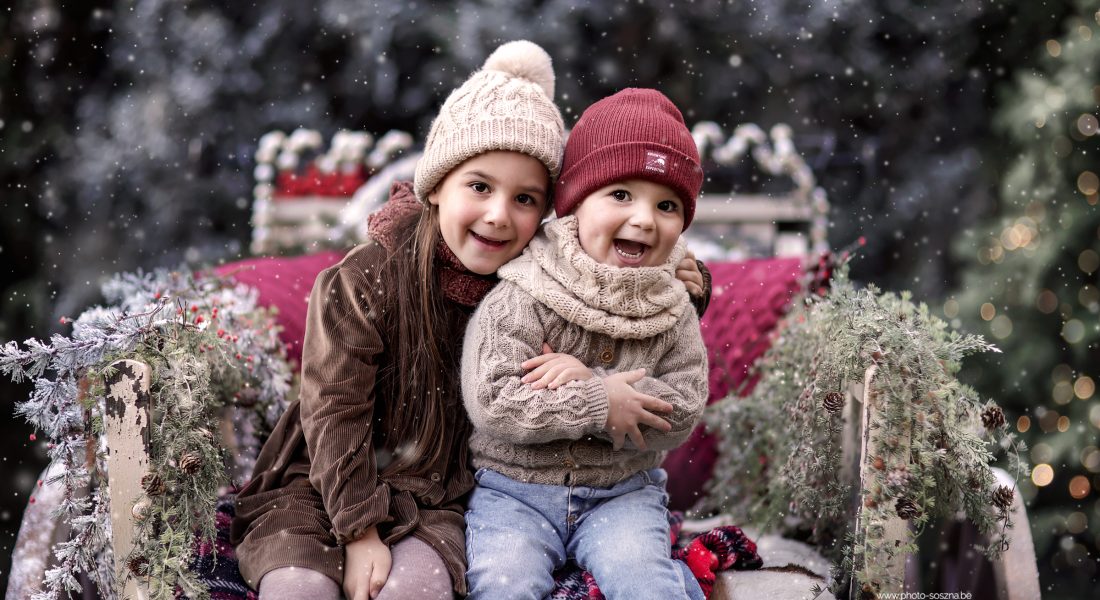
[376,204,465,474]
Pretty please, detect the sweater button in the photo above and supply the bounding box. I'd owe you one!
[599,349,614,364]
[562,459,575,469]
[430,472,441,482]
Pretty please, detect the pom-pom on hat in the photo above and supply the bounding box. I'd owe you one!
[554,88,703,229]
[413,40,566,204]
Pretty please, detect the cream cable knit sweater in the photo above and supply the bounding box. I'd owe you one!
[461,216,709,488]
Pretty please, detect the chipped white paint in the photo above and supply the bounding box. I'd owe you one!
[104,359,152,600]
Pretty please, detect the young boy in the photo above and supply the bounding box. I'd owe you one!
[461,88,708,600]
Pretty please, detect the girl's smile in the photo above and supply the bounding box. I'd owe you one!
[428,151,550,275]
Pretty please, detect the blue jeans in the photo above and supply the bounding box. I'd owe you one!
[465,467,704,600]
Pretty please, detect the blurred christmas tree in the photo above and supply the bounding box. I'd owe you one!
[952,1,1100,596]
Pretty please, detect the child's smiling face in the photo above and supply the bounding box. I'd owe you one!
[428,151,549,276]
[571,179,685,268]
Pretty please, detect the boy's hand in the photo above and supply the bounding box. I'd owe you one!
[676,249,705,297]
[521,344,594,390]
[344,526,391,600]
[603,369,673,451]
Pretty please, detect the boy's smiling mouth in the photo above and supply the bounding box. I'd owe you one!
[613,238,650,264]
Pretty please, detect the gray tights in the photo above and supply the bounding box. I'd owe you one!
[257,536,454,600]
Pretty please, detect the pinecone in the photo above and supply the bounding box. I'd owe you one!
[991,485,1015,510]
[981,406,1007,430]
[823,391,844,414]
[179,452,203,475]
[127,554,149,577]
[895,497,922,520]
[141,472,166,496]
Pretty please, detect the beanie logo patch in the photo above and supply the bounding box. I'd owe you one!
[644,151,668,174]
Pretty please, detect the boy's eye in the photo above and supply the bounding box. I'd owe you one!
[470,182,490,193]
[657,200,680,213]
[611,190,630,201]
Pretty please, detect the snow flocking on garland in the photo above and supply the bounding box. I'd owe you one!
[701,259,1026,596]
[1,267,294,600]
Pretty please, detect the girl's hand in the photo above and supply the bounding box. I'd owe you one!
[602,369,673,451]
[521,344,594,390]
[676,249,704,297]
[344,526,392,600]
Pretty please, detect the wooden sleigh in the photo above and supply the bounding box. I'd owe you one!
[8,125,1041,600]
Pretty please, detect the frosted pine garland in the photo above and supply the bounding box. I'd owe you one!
[702,260,1026,595]
[2,267,293,600]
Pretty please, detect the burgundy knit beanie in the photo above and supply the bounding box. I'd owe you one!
[554,88,702,229]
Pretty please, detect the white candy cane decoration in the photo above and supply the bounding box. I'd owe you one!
[691,121,830,255]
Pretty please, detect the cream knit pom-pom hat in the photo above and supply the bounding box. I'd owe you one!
[413,40,565,204]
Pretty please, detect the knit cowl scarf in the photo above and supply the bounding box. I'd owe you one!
[367,181,497,307]
[497,215,690,339]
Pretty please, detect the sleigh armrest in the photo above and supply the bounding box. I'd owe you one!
[103,359,154,600]
[710,364,1039,600]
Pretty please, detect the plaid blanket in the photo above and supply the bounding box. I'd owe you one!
[182,494,762,599]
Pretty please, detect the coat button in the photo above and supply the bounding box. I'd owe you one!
[563,459,575,469]
[430,472,441,482]
[599,349,614,364]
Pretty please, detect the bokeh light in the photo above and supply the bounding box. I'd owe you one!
[1058,415,1071,432]
[1078,171,1100,196]
[981,302,996,321]
[1079,113,1099,136]
[1037,289,1059,313]
[1075,376,1096,400]
[1070,476,1092,500]
[1066,511,1088,533]
[1062,319,1086,344]
[1079,249,1099,274]
[1033,442,1054,464]
[1083,446,1100,472]
[1033,463,1055,487]
[943,298,959,318]
[991,314,1014,339]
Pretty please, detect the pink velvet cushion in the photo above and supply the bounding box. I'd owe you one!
[215,251,346,367]
[662,257,805,510]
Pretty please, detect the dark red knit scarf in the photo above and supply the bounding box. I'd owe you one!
[368,181,498,307]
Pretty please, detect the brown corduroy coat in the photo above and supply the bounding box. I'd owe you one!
[230,186,480,595]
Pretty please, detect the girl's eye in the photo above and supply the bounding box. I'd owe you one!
[611,190,629,201]
[470,182,490,193]
[516,194,538,206]
[657,200,680,213]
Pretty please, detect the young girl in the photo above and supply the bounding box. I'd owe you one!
[462,88,709,600]
[231,41,566,600]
